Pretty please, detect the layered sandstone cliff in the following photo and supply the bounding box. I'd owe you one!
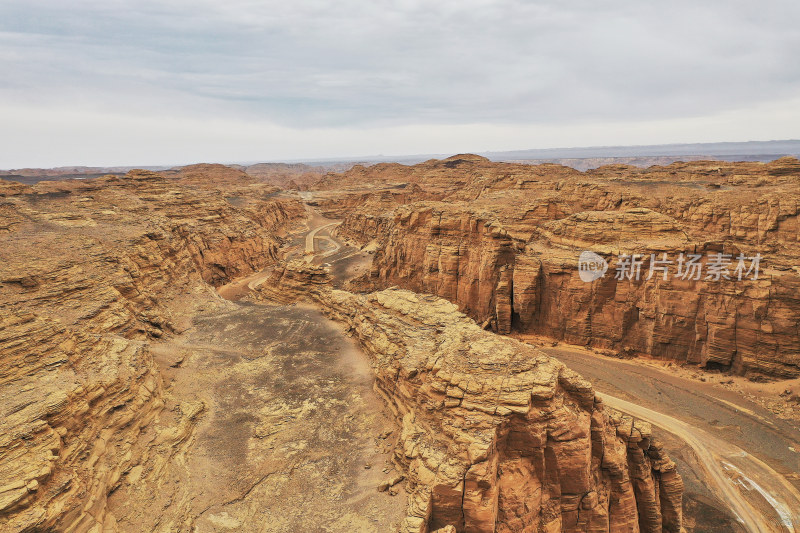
[332,156,800,379]
[0,171,303,531]
[319,287,683,532]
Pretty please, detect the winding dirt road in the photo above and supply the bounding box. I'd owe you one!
[599,392,800,533]
[304,221,341,260]
[537,343,800,533]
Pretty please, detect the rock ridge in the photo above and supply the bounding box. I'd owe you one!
[0,171,304,531]
[317,287,683,532]
[329,157,800,378]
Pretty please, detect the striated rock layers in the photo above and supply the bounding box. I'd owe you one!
[0,171,303,531]
[251,259,333,303]
[321,287,683,533]
[334,156,800,378]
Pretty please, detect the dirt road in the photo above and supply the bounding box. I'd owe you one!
[213,202,800,531]
[599,392,799,532]
[541,345,800,533]
[304,221,341,259]
[292,206,371,285]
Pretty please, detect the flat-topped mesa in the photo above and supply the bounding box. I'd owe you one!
[159,163,257,188]
[320,288,683,533]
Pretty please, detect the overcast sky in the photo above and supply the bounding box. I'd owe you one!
[1,0,799,168]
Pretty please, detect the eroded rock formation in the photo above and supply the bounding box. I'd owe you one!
[251,259,332,303]
[0,170,303,531]
[333,155,800,378]
[320,288,683,532]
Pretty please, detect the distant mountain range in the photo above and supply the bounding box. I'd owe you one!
[479,140,800,171]
[483,139,800,159]
[2,140,799,182]
[293,140,800,170]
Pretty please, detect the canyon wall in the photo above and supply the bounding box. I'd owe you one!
[0,171,303,531]
[333,156,800,378]
[320,287,683,532]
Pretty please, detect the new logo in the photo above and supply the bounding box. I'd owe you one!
[578,251,608,282]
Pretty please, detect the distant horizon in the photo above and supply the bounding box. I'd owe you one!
[2,138,800,172]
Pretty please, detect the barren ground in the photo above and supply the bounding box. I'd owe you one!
[107,299,405,532]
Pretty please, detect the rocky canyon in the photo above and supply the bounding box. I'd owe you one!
[329,155,800,380]
[1,157,799,533]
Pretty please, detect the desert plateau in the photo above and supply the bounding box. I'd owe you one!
[0,154,798,532]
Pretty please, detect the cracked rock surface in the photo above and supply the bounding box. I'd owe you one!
[320,287,683,532]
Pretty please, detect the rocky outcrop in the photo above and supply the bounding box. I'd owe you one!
[251,259,332,303]
[160,163,257,188]
[320,288,683,532]
[0,311,163,532]
[356,204,518,333]
[244,162,331,189]
[332,156,800,379]
[310,183,434,221]
[0,171,303,531]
